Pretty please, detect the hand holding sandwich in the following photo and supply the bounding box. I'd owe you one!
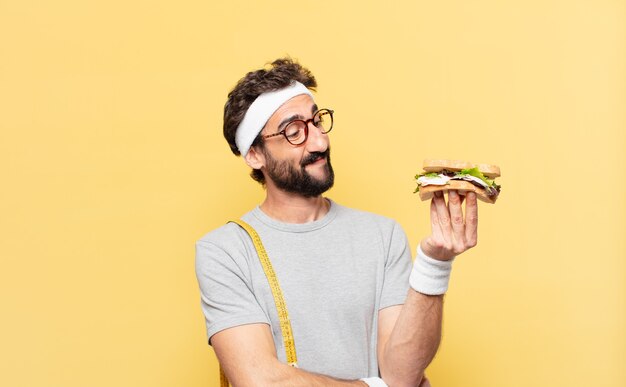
[379,160,497,386]
[380,175,481,385]
[415,159,500,261]
[421,189,478,261]
[375,160,498,387]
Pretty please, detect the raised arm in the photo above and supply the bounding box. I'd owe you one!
[377,190,478,386]
[212,323,366,387]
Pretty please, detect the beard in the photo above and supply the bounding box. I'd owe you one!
[262,148,335,198]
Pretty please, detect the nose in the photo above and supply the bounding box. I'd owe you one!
[305,121,329,152]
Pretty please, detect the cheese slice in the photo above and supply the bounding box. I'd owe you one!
[417,174,450,186]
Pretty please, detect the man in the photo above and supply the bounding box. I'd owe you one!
[195,58,478,386]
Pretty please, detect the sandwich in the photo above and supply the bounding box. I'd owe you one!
[415,159,502,204]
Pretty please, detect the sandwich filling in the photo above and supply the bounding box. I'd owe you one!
[414,167,501,199]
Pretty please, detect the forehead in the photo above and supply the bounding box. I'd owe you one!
[266,94,316,124]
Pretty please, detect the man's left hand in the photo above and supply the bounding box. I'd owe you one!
[420,190,478,261]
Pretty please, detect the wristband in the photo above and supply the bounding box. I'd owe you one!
[409,245,454,295]
[360,377,388,386]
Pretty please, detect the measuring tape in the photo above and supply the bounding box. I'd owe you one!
[220,219,298,387]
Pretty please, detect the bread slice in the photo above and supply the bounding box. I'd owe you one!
[422,159,501,178]
[418,180,497,204]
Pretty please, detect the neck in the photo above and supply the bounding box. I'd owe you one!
[260,187,330,224]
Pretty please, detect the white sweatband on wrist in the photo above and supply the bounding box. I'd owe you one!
[409,245,454,295]
[235,81,314,156]
[360,377,388,386]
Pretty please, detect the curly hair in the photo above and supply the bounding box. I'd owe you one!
[223,58,317,184]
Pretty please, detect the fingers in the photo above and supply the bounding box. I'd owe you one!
[424,190,478,260]
[430,196,443,243]
[464,191,478,248]
[433,191,453,245]
[447,190,466,253]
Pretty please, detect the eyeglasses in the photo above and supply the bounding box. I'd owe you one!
[262,108,334,146]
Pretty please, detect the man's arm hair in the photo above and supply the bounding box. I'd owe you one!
[376,190,480,386]
[377,292,444,386]
[212,323,367,387]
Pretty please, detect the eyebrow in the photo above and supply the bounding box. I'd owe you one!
[276,104,319,131]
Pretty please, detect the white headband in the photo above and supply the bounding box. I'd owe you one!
[235,81,314,156]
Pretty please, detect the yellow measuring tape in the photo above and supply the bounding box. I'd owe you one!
[219,219,298,387]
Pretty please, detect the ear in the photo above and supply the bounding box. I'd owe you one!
[244,145,265,170]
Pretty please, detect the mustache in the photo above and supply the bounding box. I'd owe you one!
[301,150,330,167]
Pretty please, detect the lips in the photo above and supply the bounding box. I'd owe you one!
[310,156,325,164]
[302,151,328,167]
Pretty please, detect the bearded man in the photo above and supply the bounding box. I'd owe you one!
[195,58,479,386]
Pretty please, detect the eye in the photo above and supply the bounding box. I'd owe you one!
[284,121,305,140]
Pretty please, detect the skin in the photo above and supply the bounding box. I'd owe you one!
[212,94,478,386]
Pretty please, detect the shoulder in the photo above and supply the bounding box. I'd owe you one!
[196,221,246,248]
[195,221,255,272]
[333,201,402,232]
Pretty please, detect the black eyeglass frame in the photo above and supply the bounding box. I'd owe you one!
[261,108,334,145]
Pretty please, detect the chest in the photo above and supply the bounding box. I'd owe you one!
[248,229,386,329]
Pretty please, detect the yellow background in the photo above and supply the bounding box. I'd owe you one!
[1,1,624,386]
